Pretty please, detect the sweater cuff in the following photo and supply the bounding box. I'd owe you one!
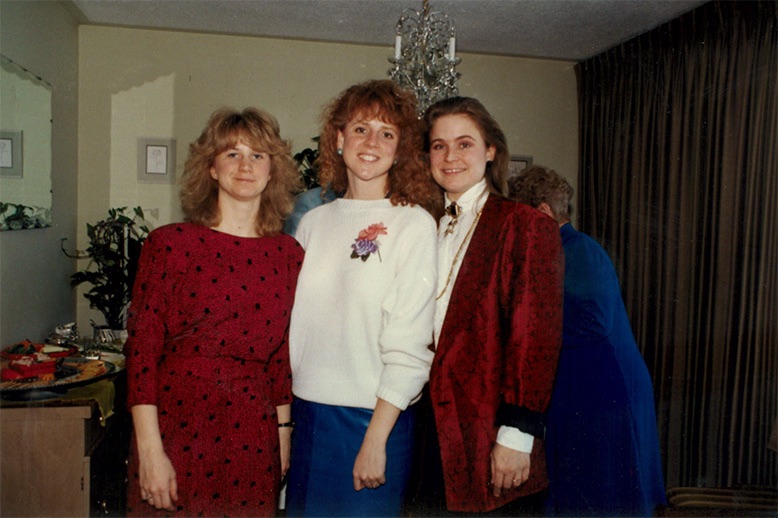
[376,385,411,411]
[495,402,545,439]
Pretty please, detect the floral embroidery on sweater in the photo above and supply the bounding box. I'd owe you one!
[350,223,387,262]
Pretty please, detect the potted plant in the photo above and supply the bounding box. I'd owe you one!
[61,206,150,332]
[294,137,320,190]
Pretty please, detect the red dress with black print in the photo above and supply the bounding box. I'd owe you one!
[124,223,303,517]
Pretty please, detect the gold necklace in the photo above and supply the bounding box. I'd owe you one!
[436,208,483,301]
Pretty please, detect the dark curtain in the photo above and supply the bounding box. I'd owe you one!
[576,1,777,489]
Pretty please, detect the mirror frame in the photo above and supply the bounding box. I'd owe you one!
[0,54,53,231]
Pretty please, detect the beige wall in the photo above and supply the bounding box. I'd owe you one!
[459,53,578,178]
[0,1,79,345]
[74,26,575,331]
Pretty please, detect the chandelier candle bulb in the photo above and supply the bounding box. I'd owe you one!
[387,0,461,115]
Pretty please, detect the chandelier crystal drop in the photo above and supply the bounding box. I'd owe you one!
[388,0,461,116]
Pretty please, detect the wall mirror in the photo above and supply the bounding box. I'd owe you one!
[0,54,52,230]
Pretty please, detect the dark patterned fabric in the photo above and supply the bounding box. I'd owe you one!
[430,195,564,513]
[124,223,303,517]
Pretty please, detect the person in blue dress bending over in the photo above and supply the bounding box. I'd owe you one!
[510,165,667,517]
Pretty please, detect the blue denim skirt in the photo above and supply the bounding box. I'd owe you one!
[285,398,416,517]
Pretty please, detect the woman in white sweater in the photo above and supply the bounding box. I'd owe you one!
[285,80,442,517]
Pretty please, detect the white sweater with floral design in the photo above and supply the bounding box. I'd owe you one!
[290,198,437,411]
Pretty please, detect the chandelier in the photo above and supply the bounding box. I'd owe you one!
[388,0,461,116]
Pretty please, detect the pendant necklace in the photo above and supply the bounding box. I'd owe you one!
[436,208,483,301]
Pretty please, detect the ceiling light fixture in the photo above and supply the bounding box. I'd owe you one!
[388,0,461,116]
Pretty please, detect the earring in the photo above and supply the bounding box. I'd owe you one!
[337,148,343,156]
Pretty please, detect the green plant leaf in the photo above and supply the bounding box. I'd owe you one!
[64,206,151,329]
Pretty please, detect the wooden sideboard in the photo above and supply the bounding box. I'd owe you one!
[0,373,130,517]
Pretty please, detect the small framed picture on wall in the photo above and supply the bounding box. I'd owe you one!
[0,130,23,179]
[137,137,176,184]
[508,155,532,179]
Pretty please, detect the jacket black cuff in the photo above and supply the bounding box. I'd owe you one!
[495,402,545,439]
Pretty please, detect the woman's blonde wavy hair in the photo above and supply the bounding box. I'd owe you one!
[180,107,300,236]
[317,80,443,218]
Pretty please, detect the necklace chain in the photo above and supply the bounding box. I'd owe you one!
[436,208,483,301]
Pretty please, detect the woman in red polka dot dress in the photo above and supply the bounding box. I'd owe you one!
[124,107,304,517]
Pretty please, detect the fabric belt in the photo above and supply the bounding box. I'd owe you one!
[160,356,265,381]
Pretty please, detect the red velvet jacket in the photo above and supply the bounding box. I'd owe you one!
[430,195,564,513]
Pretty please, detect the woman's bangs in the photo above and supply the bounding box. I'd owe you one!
[351,100,400,128]
[216,128,271,155]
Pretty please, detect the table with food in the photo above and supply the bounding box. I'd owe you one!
[1,338,121,401]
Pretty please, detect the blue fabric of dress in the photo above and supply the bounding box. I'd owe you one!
[544,223,666,517]
[283,187,337,236]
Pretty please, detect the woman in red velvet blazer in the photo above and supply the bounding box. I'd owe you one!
[423,97,564,514]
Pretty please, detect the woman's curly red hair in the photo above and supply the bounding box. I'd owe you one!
[317,80,443,218]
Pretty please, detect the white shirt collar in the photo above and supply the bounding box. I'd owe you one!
[444,179,489,217]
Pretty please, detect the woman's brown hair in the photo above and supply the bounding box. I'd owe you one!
[423,96,510,197]
[180,107,300,235]
[318,80,443,218]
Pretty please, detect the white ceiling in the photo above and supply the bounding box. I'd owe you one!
[67,0,708,61]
